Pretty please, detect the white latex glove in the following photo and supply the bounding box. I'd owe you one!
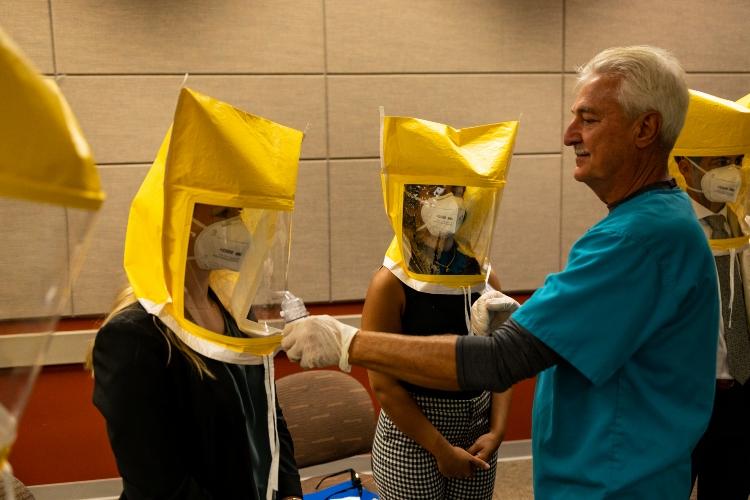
[470,290,520,336]
[281,315,359,372]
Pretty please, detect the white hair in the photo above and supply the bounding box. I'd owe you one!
[577,45,689,150]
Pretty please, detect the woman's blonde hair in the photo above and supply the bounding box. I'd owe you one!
[87,286,215,379]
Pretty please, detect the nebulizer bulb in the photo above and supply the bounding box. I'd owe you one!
[280,290,309,323]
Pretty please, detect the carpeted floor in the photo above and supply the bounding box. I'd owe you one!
[302,458,535,499]
[303,456,701,499]
[493,458,533,500]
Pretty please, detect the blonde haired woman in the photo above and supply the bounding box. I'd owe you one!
[91,209,302,499]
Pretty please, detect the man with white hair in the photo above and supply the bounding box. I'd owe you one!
[283,46,718,498]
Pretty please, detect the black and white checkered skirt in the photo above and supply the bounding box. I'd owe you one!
[371,391,497,499]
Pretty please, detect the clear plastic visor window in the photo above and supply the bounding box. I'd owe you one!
[401,184,496,277]
[669,89,750,246]
[0,201,97,464]
[0,26,103,491]
[185,202,292,336]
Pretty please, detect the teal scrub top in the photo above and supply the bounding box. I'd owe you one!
[513,188,718,499]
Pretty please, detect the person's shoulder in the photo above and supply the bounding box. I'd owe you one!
[367,266,405,296]
[96,302,161,342]
[362,267,406,328]
[610,189,699,239]
[101,302,151,327]
[93,302,171,365]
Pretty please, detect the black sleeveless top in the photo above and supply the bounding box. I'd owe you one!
[399,281,484,399]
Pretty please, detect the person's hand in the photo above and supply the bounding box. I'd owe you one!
[470,290,520,336]
[467,432,502,464]
[434,443,490,479]
[281,315,359,372]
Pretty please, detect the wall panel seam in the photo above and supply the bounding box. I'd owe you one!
[47,0,57,74]
[322,0,333,302]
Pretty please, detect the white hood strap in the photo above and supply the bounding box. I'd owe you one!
[462,286,473,336]
[264,355,279,500]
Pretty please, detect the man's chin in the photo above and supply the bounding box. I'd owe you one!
[573,167,588,183]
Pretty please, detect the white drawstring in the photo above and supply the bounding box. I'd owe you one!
[263,355,279,500]
[462,285,473,335]
[727,248,740,328]
[2,460,15,500]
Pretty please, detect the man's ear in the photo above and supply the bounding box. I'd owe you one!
[633,111,662,148]
[676,156,691,177]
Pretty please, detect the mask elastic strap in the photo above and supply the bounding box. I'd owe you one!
[191,218,207,238]
[685,158,708,196]
[686,157,707,174]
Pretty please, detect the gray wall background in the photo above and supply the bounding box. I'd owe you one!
[2,0,750,316]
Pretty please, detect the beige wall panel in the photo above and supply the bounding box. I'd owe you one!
[59,76,181,164]
[492,155,561,291]
[565,0,750,72]
[0,0,54,73]
[330,160,393,301]
[0,199,70,318]
[328,75,562,158]
[72,165,147,315]
[560,75,607,264]
[326,0,562,73]
[183,76,327,158]
[686,74,750,102]
[59,76,326,164]
[288,161,330,303]
[52,0,324,73]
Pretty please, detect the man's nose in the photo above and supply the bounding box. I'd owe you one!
[563,119,580,147]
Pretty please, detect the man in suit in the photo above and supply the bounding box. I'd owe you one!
[671,89,750,500]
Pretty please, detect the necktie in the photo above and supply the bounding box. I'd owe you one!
[704,214,750,384]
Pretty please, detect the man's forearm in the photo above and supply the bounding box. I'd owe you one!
[348,330,461,390]
[457,319,561,392]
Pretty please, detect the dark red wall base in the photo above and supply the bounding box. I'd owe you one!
[10,295,535,486]
[10,357,535,485]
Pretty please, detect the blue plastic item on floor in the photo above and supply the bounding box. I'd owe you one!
[303,479,378,499]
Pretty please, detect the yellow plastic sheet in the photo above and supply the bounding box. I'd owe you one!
[669,90,750,251]
[381,115,519,290]
[124,88,303,362]
[0,28,103,210]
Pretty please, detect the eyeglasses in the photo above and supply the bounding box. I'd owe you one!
[314,468,363,500]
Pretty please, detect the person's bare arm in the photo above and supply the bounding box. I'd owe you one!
[283,299,558,392]
[348,268,502,390]
[467,389,512,462]
[488,269,502,291]
[349,330,461,389]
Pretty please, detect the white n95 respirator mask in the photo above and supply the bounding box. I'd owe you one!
[193,216,252,271]
[687,157,742,203]
[419,193,466,237]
